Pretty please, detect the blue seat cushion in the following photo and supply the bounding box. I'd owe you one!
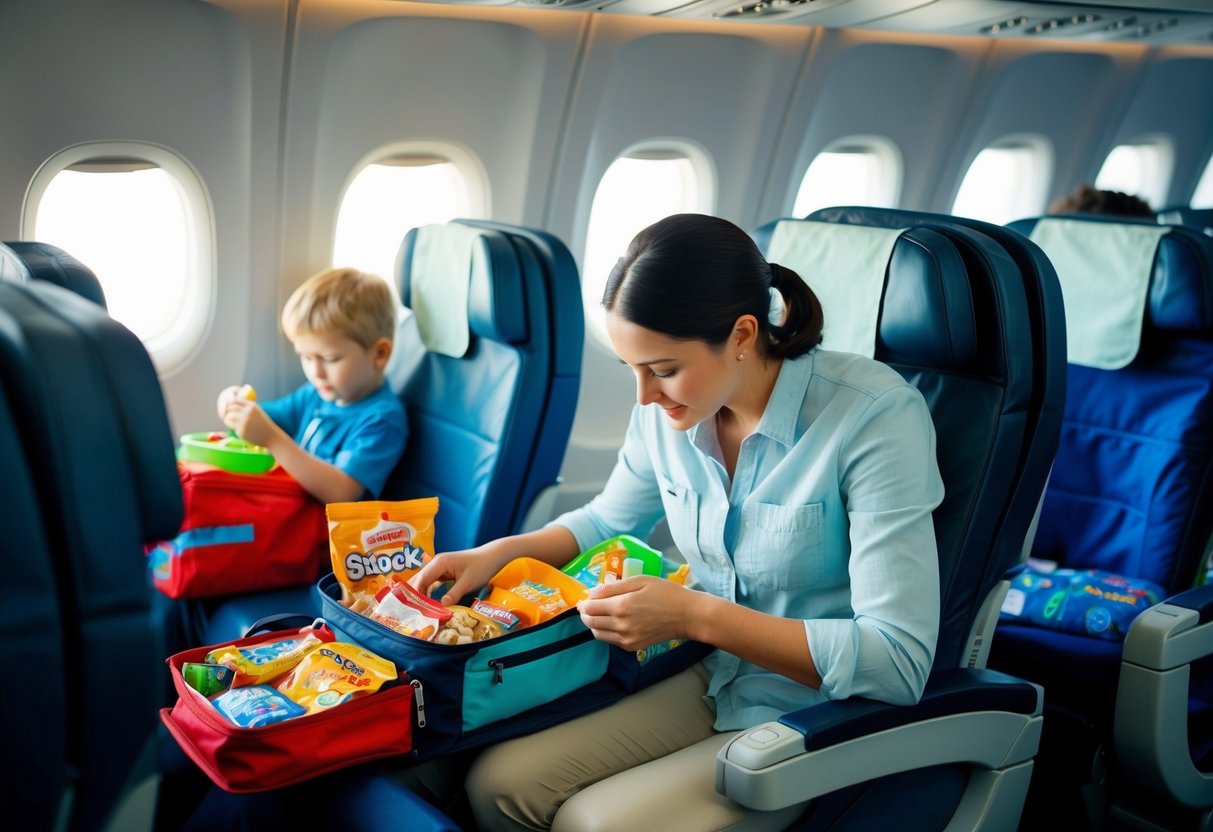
[989,623,1125,726]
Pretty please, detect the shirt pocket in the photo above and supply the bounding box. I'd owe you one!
[734,502,825,590]
[658,476,700,555]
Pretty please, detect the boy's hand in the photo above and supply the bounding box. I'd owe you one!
[220,398,275,446]
[216,385,241,421]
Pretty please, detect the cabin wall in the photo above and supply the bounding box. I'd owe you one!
[2,0,1213,520]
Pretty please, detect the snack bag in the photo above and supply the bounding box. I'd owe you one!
[275,642,398,715]
[328,498,439,601]
[369,580,452,641]
[205,628,334,688]
[211,685,308,728]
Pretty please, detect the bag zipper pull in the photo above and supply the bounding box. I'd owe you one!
[489,658,505,684]
[410,679,426,728]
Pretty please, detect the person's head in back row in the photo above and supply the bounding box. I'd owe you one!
[1049,183,1155,219]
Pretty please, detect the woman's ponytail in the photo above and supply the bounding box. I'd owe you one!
[766,262,823,360]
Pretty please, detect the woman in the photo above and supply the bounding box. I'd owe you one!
[409,213,943,831]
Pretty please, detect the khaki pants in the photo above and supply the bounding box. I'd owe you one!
[466,663,809,832]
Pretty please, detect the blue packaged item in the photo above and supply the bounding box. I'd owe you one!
[211,684,307,728]
[999,565,1165,641]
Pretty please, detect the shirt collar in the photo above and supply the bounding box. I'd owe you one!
[754,351,815,448]
[687,350,816,451]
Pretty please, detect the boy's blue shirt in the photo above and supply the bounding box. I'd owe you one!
[260,382,407,498]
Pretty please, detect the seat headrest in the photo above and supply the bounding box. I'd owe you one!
[0,241,107,309]
[1009,216,1213,335]
[1157,206,1213,234]
[755,219,978,371]
[398,224,527,355]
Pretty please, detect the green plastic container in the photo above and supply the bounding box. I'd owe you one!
[561,534,664,588]
[178,431,276,474]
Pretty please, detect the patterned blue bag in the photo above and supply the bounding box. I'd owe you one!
[999,565,1165,641]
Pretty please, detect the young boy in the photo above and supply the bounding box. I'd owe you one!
[218,267,407,504]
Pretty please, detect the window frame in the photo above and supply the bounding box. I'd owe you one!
[1095,136,1175,210]
[579,139,716,354]
[792,136,903,218]
[951,134,1054,225]
[332,140,490,280]
[22,141,215,373]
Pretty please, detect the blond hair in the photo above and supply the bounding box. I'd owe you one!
[281,268,397,348]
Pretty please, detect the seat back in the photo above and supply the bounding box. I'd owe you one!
[0,240,108,307]
[755,213,1060,672]
[0,272,182,830]
[1006,216,1213,591]
[453,220,584,531]
[385,221,582,553]
[0,352,69,831]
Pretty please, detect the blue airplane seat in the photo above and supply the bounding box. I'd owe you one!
[568,213,1058,831]
[0,353,70,831]
[987,215,1213,830]
[0,274,182,831]
[202,221,582,643]
[0,240,108,307]
[453,219,585,532]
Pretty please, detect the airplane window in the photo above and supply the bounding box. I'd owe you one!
[27,146,213,373]
[952,139,1052,224]
[582,150,711,349]
[792,140,901,217]
[1095,139,1173,209]
[333,156,470,285]
[1193,153,1213,209]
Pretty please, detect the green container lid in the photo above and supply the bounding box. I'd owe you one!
[178,431,276,474]
[561,534,665,587]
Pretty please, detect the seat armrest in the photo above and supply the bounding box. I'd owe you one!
[1115,583,1213,809]
[716,668,1043,811]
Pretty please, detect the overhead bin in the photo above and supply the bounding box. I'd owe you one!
[660,0,937,26]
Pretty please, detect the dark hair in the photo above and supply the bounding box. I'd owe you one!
[1049,184,1155,219]
[601,214,823,360]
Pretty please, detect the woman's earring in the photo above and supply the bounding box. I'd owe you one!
[737,353,745,361]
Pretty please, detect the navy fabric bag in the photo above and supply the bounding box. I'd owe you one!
[314,572,712,762]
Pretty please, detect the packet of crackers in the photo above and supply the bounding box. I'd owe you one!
[328,498,439,605]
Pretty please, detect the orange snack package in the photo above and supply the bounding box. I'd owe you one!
[328,498,439,601]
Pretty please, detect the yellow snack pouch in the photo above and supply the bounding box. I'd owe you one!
[274,642,397,715]
[204,629,332,688]
[328,498,439,600]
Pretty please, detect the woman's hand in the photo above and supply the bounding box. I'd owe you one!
[576,576,702,651]
[409,544,508,606]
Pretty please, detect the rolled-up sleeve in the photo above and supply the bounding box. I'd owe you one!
[806,385,943,705]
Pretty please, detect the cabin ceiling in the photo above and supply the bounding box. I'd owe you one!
[402,0,1213,45]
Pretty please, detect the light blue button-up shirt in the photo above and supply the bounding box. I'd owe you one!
[550,348,943,730]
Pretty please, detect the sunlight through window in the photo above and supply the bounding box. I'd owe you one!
[34,165,194,347]
[793,141,901,217]
[1095,140,1173,209]
[952,140,1052,224]
[582,153,707,348]
[333,159,468,284]
[1193,153,1213,210]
